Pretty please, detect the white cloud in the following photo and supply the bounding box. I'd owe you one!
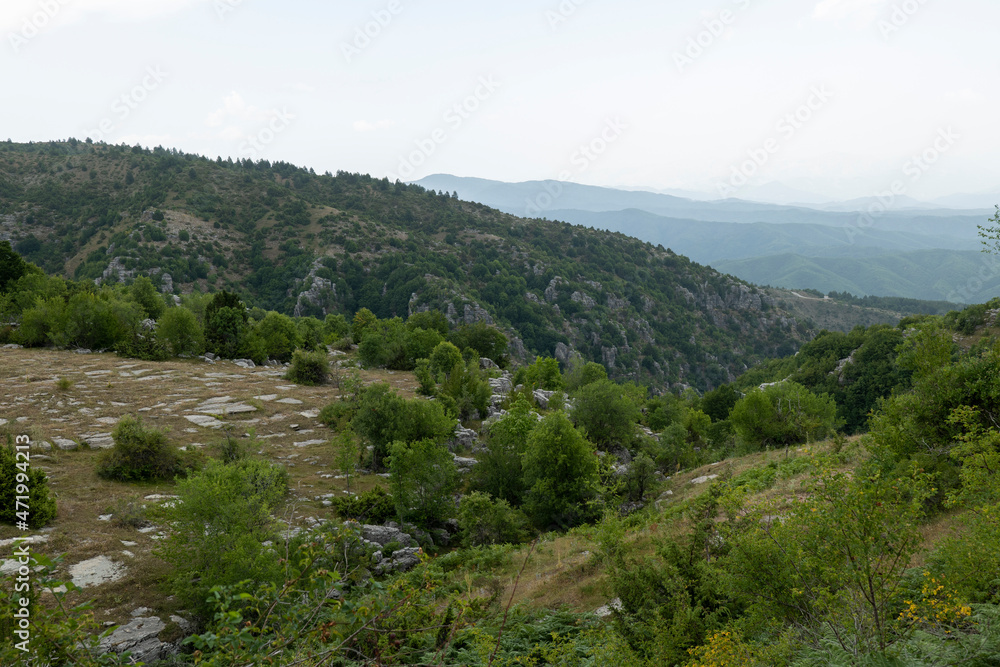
[353,119,395,132]
[205,91,271,128]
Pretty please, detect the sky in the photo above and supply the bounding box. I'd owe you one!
[0,0,997,202]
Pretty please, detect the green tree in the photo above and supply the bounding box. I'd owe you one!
[571,378,641,450]
[564,357,608,391]
[204,291,248,358]
[0,241,28,293]
[0,438,57,528]
[155,458,287,619]
[700,384,740,422]
[457,492,530,547]
[406,309,448,335]
[156,306,204,356]
[428,340,463,379]
[256,311,301,362]
[351,307,377,343]
[724,466,932,656]
[522,412,600,529]
[472,394,538,505]
[128,275,165,320]
[729,382,839,450]
[388,439,459,528]
[448,321,508,364]
[521,356,564,391]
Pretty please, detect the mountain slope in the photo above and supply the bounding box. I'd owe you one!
[0,140,813,391]
[715,250,1000,303]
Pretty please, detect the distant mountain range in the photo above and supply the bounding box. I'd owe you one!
[414,175,998,303]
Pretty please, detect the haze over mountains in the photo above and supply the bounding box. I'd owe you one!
[415,175,1000,304]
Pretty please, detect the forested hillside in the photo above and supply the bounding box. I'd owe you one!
[0,140,813,390]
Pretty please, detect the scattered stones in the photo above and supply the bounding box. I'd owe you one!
[233,359,256,369]
[98,616,175,663]
[533,389,555,409]
[293,439,327,448]
[452,455,478,472]
[362,524,415,549]
[374,547,422,576]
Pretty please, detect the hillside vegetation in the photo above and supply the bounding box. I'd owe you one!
[0,139,822,391]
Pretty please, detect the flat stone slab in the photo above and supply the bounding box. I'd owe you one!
[53,437,79,450]
[275,397,303,405]
[69,556,126,588]
[194,402,257,416]
[690,474,719,485]
[184,415,224,429]
[81,433,115,449]
[255,394,278,401]
[299,409,320,418]
[293,439,327,448]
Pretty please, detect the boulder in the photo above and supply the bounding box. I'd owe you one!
[532,389,555,409]
[361,524,415,549]
[99,616,175,663]
[374,547,422,576]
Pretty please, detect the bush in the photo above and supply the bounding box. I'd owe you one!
[97,415,185,482]
[729,381,839,450]
[0,438,57,528]
[257,311,301,362]
[156,306,204,356]
[571,379,642,450]
[155,457,288,619]
[522,412,601,529]
[110,497,149,529]
[457,492,530,547]
[129,276,165,320]
[286,349,329,386]
[212,431,253,464]
[388,439,459,528]
[329,487,395,524]
[521,356,564,391]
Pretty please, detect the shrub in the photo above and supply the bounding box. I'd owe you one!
[457,492,530,547]
[110,497,149,529]
[0,438,57,528]
[212,431,253,464]
[388,439,459,528]
[329,487,395,524]
[256,311,301,363]
[55,377,72,391]
[571,379,642,450]
[522,356,564,391]
[428,341,463,379]
[155,306,203,358]
[97,415,185,482]
[522,412,601,529]
[729,381,839,450]
[128,276,165,320]
[155,458,288,619]
[286,349,329,386]
[115,329,170,361]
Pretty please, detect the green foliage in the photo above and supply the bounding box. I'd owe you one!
[620,452,657,502]
[564,356,608,391]
[472,394,538,505]
[155,457,288,619]
[128,275,164,319]
[724,466,932,656]
[429,340,464,378]
[521,355,564,391]
[457,491,530,547]
[571,378,642,450]
[522,412,601,529]
[701,384,740,422]
[351,383,456,470]
[114,325,170,361]
[156,305,204,356]
[0,438,57,528]
[204,291,249,359]
[323,312,350,341]
[0,240,29,293]
[388,439,459,528]
[351,306,377,343]
[96,414,185,482]
[447,321,508,365]
[329,486,396,524]
[730,382,839,450]
[414,358,436,395]
[285,348,329,385]
[406,309,449,335]
[439,357,492,420]
[257,311,301,362]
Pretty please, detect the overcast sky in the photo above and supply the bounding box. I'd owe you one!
[1,0,996,201]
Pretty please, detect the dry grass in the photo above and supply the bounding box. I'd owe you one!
[0,346,409,628]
